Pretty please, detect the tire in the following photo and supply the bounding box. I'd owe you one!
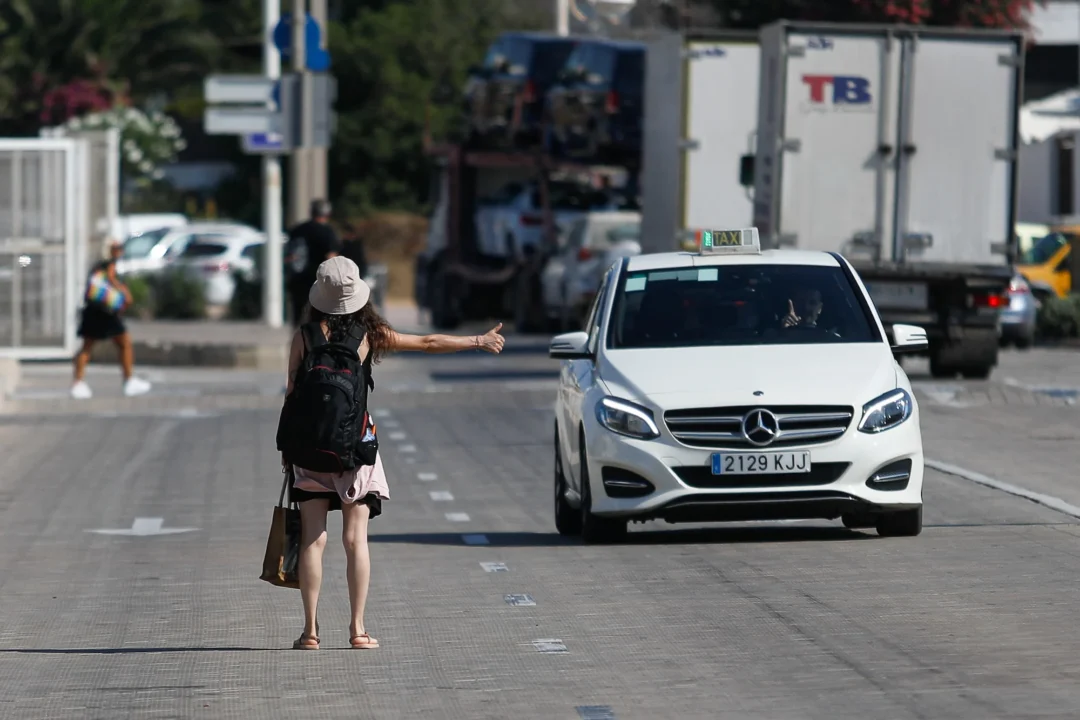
[429,261,461,331]
[876,507,923,537]
[929,355,957,379]
[841,512,877,529]
[579,435,627,544]
[1014,333,1034,350]
[960,365,992,380]
[554,424,582,536]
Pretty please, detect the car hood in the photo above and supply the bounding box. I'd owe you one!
[600,344,897,409]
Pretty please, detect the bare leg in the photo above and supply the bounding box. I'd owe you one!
[298,499,330,645]
[341,499,378,647]
[74,339,95,382]
[113,333,134,381]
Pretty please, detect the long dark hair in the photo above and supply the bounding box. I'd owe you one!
[306,303,393,364]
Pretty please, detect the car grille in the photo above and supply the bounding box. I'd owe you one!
[672,462,850,489]
[664,405,855,449]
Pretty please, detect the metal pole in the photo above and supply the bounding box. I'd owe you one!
[556,0,569,36]
[289,0,309,227]
[309,0,328,202]
[263,0,284,327]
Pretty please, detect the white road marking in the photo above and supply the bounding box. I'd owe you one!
[429,491,454,501]
[927,458,1080,519]
[382,419,400,429]
[398,444,417,453]
[479,561,507,572]
[462,534,489,545]
[87,517,198,536]
[388,431,407,441]
[504,593,535,606]
[531,639,567,653]
[372,409,392,418]
[417,473,438,482]
[445,512,471,522]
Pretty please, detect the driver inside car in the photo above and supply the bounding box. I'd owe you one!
[781,288,824,329]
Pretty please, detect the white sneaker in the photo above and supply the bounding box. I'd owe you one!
[71,381,93,400]
[123,377,152,397]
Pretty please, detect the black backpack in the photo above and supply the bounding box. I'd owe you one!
[276,322,378,473]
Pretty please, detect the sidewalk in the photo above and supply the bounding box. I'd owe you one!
[87,301,507,370]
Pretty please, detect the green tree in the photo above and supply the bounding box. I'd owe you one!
[327,0,543,216]
[0,0,218,133]
[711,0,1037,29]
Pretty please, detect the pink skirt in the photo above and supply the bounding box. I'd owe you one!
[292,452,391,506]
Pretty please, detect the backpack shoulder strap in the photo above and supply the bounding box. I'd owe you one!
[300,322,326,352]
[361,348,375,391]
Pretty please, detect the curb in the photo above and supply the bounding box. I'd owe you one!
[0,357,20,409]
[90,341,288,371]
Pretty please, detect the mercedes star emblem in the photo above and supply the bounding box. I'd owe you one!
[742,409,780,447]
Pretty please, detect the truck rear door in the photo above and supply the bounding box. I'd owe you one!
[894,35,1020,266]
[779,30,901,259]
[684,39,760,229]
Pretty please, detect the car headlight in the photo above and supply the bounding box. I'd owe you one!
[595,396,660,440]
[857,389,913,434]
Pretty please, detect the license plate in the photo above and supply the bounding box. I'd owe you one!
[865,281,929,311]
[711,452,811,475]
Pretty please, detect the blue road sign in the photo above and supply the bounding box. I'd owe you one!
[243,132,286,154]
[272,13,331,72]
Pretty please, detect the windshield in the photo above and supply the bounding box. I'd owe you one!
[181,242,228,258]
[607,263,879,349]
[1022,233,1069,265]
[122,228,169,259]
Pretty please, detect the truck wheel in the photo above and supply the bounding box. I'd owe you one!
[929,356,957,379]
[960,365,992,380]
[430,261,461,330]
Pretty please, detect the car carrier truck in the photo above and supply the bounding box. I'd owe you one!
[744,21,1024,379]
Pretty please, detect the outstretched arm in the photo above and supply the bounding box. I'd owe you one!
[389,323,504,355]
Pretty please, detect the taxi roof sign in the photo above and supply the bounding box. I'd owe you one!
[695,227,761,255]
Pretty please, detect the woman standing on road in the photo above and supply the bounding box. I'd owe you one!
[285,257,504,650]
[70,240,151,399]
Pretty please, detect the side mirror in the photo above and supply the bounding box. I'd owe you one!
[890,324,928,354]
[739,154,755,187]
[549,331,592,360]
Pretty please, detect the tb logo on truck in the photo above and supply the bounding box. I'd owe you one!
[801,75,874,112]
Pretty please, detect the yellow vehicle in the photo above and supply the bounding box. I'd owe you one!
[1017,230,1073,300]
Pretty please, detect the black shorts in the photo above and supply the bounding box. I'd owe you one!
[289,487,383,518]
[78,304,127,340]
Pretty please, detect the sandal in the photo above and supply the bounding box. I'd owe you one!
[350,632,379,649]
[293,621,321,650]
[293,633,320,650]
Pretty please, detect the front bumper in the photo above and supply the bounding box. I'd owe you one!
[581,409,923,523]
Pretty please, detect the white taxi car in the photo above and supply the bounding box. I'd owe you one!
[550,228,928,543]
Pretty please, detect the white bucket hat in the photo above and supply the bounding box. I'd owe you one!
[308,256,371,315]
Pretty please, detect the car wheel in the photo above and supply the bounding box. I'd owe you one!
[1014,333,1034,350]
[841,512,877,529]
[579,435,628,544]
[554,424,582,536]
[876,507,923,537]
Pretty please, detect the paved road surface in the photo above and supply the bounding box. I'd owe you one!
[2,346,1080,719]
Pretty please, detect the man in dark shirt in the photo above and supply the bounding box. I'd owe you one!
[286,199,343,325]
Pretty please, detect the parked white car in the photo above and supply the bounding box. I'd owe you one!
[474,180,629,259]
[541,212,641,329]
[170,233,265,306]
[550,227,928,543]
[116,222,260,278]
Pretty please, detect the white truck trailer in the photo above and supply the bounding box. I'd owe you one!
[746,21,1024,378]
[641,31,761,251]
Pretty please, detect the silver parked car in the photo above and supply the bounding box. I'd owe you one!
[999,274,1037,349]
